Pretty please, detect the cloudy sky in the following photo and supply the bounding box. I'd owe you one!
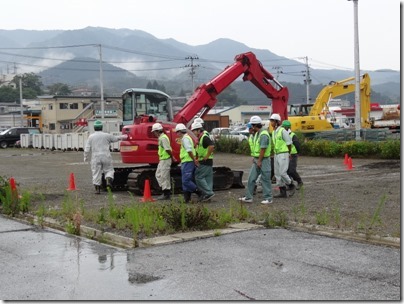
[0,0,400,71]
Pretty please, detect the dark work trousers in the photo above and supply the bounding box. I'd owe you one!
[287,154,303,184]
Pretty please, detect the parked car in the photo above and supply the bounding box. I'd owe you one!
[0,127,41,148]
[235,127,250,138]
[210,127,248,143]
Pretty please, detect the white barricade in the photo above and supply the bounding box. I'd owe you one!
[65,133,79,150]
[110,132,121,151]
[77,132,89,151]
[54,134,67,150]
[33,134,43,149]
[43,134,54,150]
[20,134,31,148]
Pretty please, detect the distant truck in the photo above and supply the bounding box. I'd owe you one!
[370,104,400,132]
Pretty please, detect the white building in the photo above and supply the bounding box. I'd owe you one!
[208,105,272,126]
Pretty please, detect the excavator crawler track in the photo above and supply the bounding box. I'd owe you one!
[105,165,244,195]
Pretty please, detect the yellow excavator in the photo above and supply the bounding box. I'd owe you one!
[288,73,371,133]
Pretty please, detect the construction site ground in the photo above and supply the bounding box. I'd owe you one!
[0,148,401,241]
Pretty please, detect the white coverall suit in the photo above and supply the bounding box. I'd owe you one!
[84,131,127,186]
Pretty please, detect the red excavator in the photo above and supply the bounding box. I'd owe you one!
[111,52,289,194]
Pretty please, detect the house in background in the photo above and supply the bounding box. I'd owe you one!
[206,105,273,129]
[38,95,122,134]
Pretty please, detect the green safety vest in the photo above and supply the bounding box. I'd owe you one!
[272,127,289,154]
[289,131,298,155]
[196,133,213,160]
[251,130,271,158]
[180,134,195,163]
[248,134,254,156]
[158,133,171,160]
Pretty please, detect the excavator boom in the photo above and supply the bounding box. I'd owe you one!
[174,52,289,124]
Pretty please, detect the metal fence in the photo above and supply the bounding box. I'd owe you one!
[312,128,400,142]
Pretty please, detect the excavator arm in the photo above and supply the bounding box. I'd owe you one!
[173,52,289,124]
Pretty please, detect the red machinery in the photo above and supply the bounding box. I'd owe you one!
[113,52,289,194]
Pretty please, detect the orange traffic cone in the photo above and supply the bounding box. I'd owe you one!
[140,179,155,202]
[67,173,77,191]
[346,157,353,170]
[344,153,349,165]
[9,177,19,198]
[9,177,17,191]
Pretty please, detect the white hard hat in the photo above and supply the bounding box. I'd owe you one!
[175,123,187,132]
[249,115,262,124]
[151,123,163,132]
[270,113,281,121]
[194,117,204,124]
[191,122,203,130]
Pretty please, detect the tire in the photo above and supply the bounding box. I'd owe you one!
[0,141,8,149]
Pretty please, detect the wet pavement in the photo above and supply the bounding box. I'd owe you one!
[0,215,400,300]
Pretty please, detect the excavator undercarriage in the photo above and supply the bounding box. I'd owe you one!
[102,166,244,195]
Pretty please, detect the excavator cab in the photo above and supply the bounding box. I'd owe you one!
[121,88,173,126]
[289,104,314,116]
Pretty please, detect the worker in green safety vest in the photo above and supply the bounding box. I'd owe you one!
[239,115,273,205]
[281,120,303,190]
[270,114,296,198]
[175,123,203,203]
[191,121,215,202]
[151,122,176,200]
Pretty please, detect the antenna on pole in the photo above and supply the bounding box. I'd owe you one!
[185,55,199,91]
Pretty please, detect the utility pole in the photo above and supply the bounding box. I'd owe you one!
[272,66,283,88]
[349,0,361,141]
[98,44,105,119]
[300,56,311,104]
[185,55,199,91]
[19,77,23,127]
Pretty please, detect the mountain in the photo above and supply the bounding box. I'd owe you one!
[0,27,399,102]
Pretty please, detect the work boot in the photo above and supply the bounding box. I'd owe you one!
[106,177,113,190]
[183,191,192,203]
[94,185,101,194]
[287,182,296,196]
[156,189,171,200]
[194,188,204,199]
[274,186,287,198]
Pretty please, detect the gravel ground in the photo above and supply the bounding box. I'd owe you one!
[0,148,400,239]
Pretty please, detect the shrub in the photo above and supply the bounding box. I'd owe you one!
[301,139,400,159]
[0,176,9,203]
[378,140,400,159]
[160,202,212,231]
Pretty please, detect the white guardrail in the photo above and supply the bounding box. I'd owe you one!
[20,132,121,151]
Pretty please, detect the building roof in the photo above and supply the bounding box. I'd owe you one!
[207,106,236,114]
